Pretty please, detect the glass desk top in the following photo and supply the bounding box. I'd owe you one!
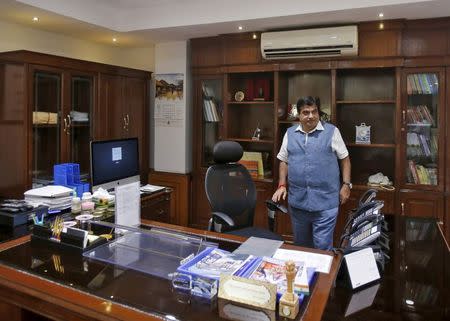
[322,215,450,321]
[0,223,320,321]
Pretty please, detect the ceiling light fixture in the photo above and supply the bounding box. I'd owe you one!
[32,16,39,22]
[112,38,117,43]
[378,12,384,18]
[238,26,243,31]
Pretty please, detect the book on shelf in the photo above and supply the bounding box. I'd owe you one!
[238,159,258,178]
[407,74,438,95]
[240,151,264,176]
[202,84,221,122]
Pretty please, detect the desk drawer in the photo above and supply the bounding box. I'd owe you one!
[141,194,170,223]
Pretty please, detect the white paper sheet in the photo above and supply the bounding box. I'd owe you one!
[344,247,380,289]
[115,181,140,227]
[272,248,333,274]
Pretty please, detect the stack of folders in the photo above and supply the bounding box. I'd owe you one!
[24,185,73,211]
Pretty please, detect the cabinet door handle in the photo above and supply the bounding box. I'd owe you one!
[157,209,165,215]
[67,114,72,128]
[402,110,406,125]
[123,116,127,130]
[126,114,130,126]
[401,202,405,216]
[63,117,68,133]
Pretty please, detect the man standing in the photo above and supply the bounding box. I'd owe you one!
[272,96,351,250]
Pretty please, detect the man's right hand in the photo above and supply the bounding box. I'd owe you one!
[272,186,287,202]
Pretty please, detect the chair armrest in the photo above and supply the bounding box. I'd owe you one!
[211,211,235,227]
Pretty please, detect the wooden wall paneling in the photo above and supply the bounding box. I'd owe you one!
[190,37,224,68]
[394,67,402,187]
[190,173,210,229]
[94,73,110,140]
[148,171,191,226]
[252,181,274,230]
[358,20,404,57]
[0,63,28,198]
[279,61,332,71]
[445,197,450,244]
[222,33,262,66]
[402,18,450,57]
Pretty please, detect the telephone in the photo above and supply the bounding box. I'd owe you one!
[350,200,384,230]
[340,200,384,248]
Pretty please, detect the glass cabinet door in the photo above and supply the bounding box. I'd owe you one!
[32,71,61,187]
[70,75,93,179]
[404,71,441,187]
[200,78,223,167]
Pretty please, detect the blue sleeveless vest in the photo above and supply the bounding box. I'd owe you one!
[287,122,340,211]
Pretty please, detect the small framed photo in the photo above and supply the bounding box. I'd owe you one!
[355,123,371,144]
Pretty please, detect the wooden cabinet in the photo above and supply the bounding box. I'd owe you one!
[398,190,444,220]
[0,50,151,198]
[191,18,450,241]
[141,190,172,223]
[101,74,149,181]
[29,65,96,185]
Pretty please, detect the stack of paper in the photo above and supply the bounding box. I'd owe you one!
[24,185,73,211]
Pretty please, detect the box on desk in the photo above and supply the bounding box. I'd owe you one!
[176,247,255,299]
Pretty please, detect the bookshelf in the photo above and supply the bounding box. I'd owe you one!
[402,70,443,188]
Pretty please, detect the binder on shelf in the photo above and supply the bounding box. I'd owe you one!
[240,151,264,176]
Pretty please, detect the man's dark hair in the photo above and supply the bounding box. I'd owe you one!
[296,96,321,113]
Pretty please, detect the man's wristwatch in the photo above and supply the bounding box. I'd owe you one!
[343,181,352,189]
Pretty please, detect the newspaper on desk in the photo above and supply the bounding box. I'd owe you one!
[273,248,333,274]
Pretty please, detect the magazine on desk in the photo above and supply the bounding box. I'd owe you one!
[188,248,253,278]
[247,257,313,295]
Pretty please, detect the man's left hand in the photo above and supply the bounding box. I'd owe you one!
[339,185,351,204]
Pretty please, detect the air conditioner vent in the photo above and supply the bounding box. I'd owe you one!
[261,26,358,60]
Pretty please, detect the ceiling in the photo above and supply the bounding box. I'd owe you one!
[0,0,449,47]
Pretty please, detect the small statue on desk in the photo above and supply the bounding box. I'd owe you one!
[279,260,299,319]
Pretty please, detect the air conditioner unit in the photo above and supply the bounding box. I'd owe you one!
[261,26,358,60]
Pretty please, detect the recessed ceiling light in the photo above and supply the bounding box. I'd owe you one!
[378,13,384,18]
[238,26,243,30]
[32,16,39,22]
[112,38,117,43]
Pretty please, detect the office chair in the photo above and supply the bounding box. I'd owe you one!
[205,141,283,241]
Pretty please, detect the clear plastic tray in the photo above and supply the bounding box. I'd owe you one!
[83,222,217,280]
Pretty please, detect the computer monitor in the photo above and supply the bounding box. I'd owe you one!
[90,138,140,192]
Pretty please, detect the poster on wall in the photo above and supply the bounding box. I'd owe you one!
[155,73,184,127]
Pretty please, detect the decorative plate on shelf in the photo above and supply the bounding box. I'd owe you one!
[234,91,245,102]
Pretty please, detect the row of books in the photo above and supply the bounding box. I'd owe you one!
[202,84,221,122]
[203,98,221,122]
[406,132,437,159]
[237,151,270,178]
[178,247,317,297]
[407,160,437,185]
[406,105,434,125]
[406,73,438,95]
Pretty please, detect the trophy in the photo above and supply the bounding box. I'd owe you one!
[252,122,262,141]
[279,261,299,319]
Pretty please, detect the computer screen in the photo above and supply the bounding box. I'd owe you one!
[90,138,140,191]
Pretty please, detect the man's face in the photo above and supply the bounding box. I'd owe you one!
[298,104,319,132]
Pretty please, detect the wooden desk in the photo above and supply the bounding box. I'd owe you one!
[0,220,341,321]
[140,189,172,223]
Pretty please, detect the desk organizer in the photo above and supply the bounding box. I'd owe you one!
[31,224,107,254]
[53,163,90,197]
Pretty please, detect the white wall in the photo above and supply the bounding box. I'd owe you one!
[0,19,155,71]
[153,41,192,174]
